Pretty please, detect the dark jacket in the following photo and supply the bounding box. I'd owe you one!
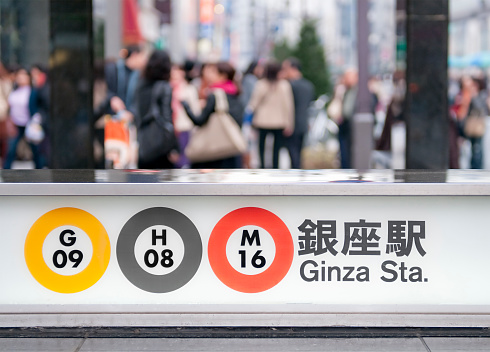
[134,79,172,126]
[100,59,140,116]
[468,90,489,118]
[29,82,50,130]
[134,79,178,159]
[289,78,314,136]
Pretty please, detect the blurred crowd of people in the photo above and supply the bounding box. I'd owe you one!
[0,46,317,170]
[0,62,49,169]
[329,67,490,170]
[92,45,315,170]
[449,74,490,169]
[2,45,490,170]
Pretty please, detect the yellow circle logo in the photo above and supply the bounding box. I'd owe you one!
[24,208,110,293]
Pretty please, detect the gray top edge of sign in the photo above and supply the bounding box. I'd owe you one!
[1,303,490,314]
[0,183,490,196]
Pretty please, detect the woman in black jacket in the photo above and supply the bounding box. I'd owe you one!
[182,61,244,169]
[134,50,177,169]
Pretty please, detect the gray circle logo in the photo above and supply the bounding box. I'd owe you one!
[116,207,202,293]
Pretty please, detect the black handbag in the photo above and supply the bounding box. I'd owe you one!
[137,81,176,165]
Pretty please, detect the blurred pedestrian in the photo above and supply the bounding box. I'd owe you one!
[182,61,244,169]
[451,76,473,123]
[282,57,315,169]
[248,60,294,169]
[183,60,199,84]
[29,64,50,167]
[171,63,201,168]
[240,60,262,111]
[464,76,489,169]
[0,62,13,164]
[338,69,358,169]
[93,59,109,168]
[197,63,212,101]
[134,50,177,169]
[104,45,147,121]
[449,76,474,169]
[376,71,405,152]
[3,67,43,169]
[240,60,263,168]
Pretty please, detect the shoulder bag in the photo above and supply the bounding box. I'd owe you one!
[25,113,45,145]
[137,81,176,165]
[185,89,246,163]
[464,109,486,138]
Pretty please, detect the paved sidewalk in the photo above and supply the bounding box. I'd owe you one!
[2,337,490,352]
[2,327,490,351]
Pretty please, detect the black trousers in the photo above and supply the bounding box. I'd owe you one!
[285,133,304,169]
[258,128,284,169]
[191,155,241,169]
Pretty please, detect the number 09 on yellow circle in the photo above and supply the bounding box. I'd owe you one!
[24,208,110,294]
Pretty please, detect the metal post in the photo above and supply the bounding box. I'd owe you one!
[405,0,449,169]
[352,0,374,170]
[50,0,94,168]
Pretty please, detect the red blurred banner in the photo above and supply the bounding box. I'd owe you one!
[200,0,214,24]
[123,0,143,45]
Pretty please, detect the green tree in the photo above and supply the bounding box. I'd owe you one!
[293,19,332,97]
[273,39,294,63]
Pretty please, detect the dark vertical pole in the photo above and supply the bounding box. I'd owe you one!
[50,0,94,168]
[356,0,371,114]
[352,0,373,170]
[405,0,449,169]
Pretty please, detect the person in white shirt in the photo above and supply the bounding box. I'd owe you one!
[3,67,43,169]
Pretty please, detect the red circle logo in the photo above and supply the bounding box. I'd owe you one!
[208,207,294,293]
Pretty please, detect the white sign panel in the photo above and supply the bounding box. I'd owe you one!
[0,195,488,313]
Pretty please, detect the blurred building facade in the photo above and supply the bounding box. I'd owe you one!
[369,0,396,74]
[1,0,399,73]
[449,0,490,64]
[267,0,396,75]
[95,0,258,68]
[0,0,49,67]
[324,0,396,75]
[91,0,396,74]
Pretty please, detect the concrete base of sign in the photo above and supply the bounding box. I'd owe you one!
[1,313,490,328]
